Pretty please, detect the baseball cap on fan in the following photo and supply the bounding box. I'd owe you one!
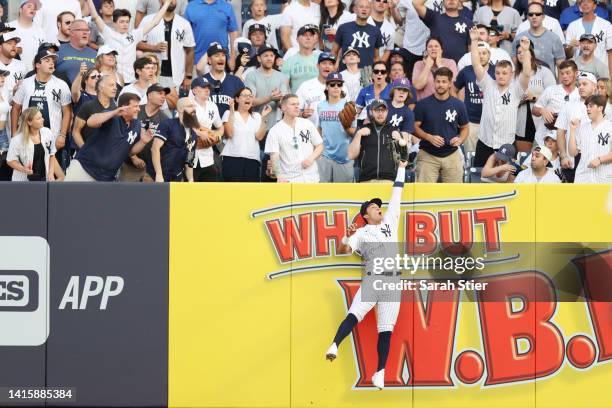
[0,22,16,35]
[191,76,213,90]
[147,84,171,95]
[258,43,278,56]
[0,32,21,44]
[20,0,41,10]
[392,77,411,90]
[207,42,226,57]
[33,50,57,65]
[342,46,360,58]
[297,24,319,36]
[495,144,516,163]
[534,146,554,167]
[248,23,267,36]
[578,71,598,85]
[97,44,118,56]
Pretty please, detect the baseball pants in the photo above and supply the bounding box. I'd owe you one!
[348,287,400,333]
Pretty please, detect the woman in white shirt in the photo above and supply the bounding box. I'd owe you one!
[222,87,271,181]
[7,107,57,182]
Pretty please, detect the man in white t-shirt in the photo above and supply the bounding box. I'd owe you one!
[265,94,324,182]
[280,0,320,52]
[9,0,46,71]
[514,145,561,183]
[87,0,172,84]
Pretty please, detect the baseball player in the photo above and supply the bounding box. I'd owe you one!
[325,159,408,390]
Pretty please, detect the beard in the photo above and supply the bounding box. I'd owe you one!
[181,111,200,129]
[167,3,176,12]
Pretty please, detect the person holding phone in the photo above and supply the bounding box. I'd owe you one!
[412,37,457,100]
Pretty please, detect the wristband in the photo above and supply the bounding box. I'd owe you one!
[341,236,349,246]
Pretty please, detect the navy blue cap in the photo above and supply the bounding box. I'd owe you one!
[191,76,213,90]
[297,24,319,36]
[318,52,336,64]
[207,42,226,57]
[360,198,382,217]
[326,72,344,83]
[248,23,267,35]
[257,43,278,56]
[342,46,360,58]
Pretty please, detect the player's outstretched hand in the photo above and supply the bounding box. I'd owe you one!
[346,223,358,237]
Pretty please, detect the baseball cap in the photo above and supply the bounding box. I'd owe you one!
[97,44,118,56]
[342,46,360,58]
[0,69,10,77]
[207,42,226,57]
[369,99,388,110]
[20,0,41,9]
[0,22,16,34]
[389,47,405,58]
[235,37,252,55]
[360,198,383,217]
[495,144,516,163]
[477,41,490,51]
[147,84,171,95]
[578,71,598,85]
[191,76,213,90]
[248,23,267,36]
[297,24,319,36]
[258,43,278,56]
[0,32,21,44]
[33,50,57,65]
[326,72,343,83]
[392,77,411,90]
[38,42,59,53]
[318,52,336,64]
[534,146,554,167]
[544,130,557,141]
[579,33,597,43]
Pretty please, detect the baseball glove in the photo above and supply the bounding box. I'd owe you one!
[338,101,357,130]
[195,128,219,149]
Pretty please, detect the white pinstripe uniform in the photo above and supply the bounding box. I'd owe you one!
[555,99,589,168]
[574,120,612,183]
[534,84,580,146]
[346,168,404,333]
[566,17,612,68]
[13,75,71,141]
[477,75,526,148]
[264,117,323,183]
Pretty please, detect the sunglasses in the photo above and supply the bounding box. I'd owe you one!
[373,69,387,75]
[375,0,388,2]
[327,82,343,87]
[527,12,543,16]
[89,74,101,79]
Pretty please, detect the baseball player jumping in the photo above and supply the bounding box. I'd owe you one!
[326,160,408,390]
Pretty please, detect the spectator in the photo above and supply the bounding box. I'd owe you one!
[456,24,512,72]
[245,43,289,131]
[56,11,75,45]
[202,42,245,118]
[513,2,565,78]
[413,67,468,182]
[72,73,117,149]
[514,42,556,152]
[119,57,159,103]
[597,77,612,117]
[565,0,612,74]
[65,92,153,181]
[348,99,406,182]
[532,60,579,146]
[319,0,353,52]
[243,0,283,51]
[412,37,458,100]
[247,23,269,57]
[34,0,82,43]
[190,76,223,182]
[134,0,188,28]
[413,0,473,63]
[559,0,608,31]
[149,97,197,182]
[56,19,97,84]
[0,32,27,106]
[9,0,46,71]
[120,84,169,182]
[88,0,115,50]
[391,0,430,75]
[523,130,562,173]
[471,30,533,167]
[265,94,324,182]
[71,66,98,109]
[481,143,518,182]
[513,0,568,21]
[386,77,415,137]
[232,38,255,81]
[11,50,71,174]
[555,71,598,182]
[453,41,495,155]
[280,0,320,51]
[573,34,610,80]
[87,0,171,85]
[282,25,319,93]
[514,145,561,183]
[388,47,408,70]
[7,106,57,181]
[0,69,8,150]
[94,45,124,87]
[568,94,612,183]
[339,47,361,102]
[473,0,520,55]
[297,52,338,128]
[388,63,416,109]
[369,0,396,62]
[334,0,383,71]
[316,72,355,182]
[356,60,392,121]
[222,87,271,181]
[137,0,195,93]
[515,0,565,45]
[185,0,238,71]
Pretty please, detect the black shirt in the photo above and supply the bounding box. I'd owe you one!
[358,122,399,182]
[76,98,117,144]
[161,18,173,77]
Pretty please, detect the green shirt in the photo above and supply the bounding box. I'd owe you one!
[282,53,318,93]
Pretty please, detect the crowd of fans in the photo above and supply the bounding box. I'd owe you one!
[0,0,610,184]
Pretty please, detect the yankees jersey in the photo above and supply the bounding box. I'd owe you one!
[296,77,348,128]
[6,127,56,182]
[0,59,27,106]
[264,118,323,183]
[534,84,580,145]
[203,72,244,119]
[574,119,612,184]
[340,69,361,102]
[101,26,145,84]
[242,15,283,50]
[555,99,589,168]
[414,95,468,157]
[566,17,612,68]
[7,20,45,72]
[477,75,526,149]
[422,8,473,63]
[335,21,384,70]
[386,102,415,134]
[367,17,396,59]
[355,84,392,120]
[516,66,556,138]
[193,99,222,168]
[13,76,71,140]
[76,116,142,181]
[141,14,195,88]
[148,117,195,181]
[454,64,496,124]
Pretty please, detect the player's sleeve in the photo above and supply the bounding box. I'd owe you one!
[382,167,406,227]
[347,229,363,255]
[554,104,568,130]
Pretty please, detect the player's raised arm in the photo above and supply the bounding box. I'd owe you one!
[385,161,408,222]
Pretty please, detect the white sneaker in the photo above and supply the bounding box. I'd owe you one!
[325,343,338,361]
[372,369,385,389]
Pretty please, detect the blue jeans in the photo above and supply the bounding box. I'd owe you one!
[0,129,8,151]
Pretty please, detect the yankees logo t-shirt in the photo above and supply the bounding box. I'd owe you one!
[242,15,283,51]
[574,119,612,184]
[414,94,468,157]
[335,21,384,69]
[102,26,145,84]
[29,80,51,129]
[454,64,495,124]
[147,117,195,181]
[76,115,142,181]
[385,102,415,134]
[422,9,473,63]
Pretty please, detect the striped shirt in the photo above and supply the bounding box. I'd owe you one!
[574,119,612,184]
[477,75,526,148]
[555,99,589,168]
[534,84,580,145]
